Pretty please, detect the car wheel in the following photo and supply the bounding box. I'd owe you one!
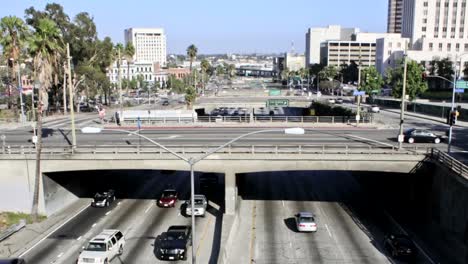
[118,245,123,255]
[181,252,187,260]
[434,138,441,144]
[407,137,415,144]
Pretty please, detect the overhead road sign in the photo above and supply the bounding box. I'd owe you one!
[456,81,468,89]
[455,89,465,93]
[353,91,365,96]
[266,99,289,107]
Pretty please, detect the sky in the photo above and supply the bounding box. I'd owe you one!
[2,0,388,54]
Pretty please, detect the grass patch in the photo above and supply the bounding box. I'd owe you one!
[0,212,47,230]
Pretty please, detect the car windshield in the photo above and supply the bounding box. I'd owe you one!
[85,242,106,251]
[162,191,176,197]
[94,193,105,200]
[299,216,314,222]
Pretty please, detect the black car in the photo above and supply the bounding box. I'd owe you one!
[403,129,443,144]
[91,190,115,207]
[156,226,192,261]
[383,234,416,260]
[162,100,170,106]
[0,259,26,264]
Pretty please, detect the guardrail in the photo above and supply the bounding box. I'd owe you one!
[430,148,468,178]
[0,219,26,242]
[121,115,373,125]
[0,144,428,156]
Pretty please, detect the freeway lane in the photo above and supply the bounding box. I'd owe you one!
[240,171,435,264]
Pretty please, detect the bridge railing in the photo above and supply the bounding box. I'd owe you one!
[0,144,428,156]
[430,148,468,178]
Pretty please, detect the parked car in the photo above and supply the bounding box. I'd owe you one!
[403,129,443,144]
[383,234,416,260]
[370,105,380,113]
[185,194,208,217]
[295,212,317,232]
[91,190,115,207]
[327,98,336,104]
[77,229,125,264]
[156,226,192,261]
[162,100,170,106]
[335,98,344,104]
[157,189,178,207]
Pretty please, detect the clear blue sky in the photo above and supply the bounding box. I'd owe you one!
[2,0,388,54]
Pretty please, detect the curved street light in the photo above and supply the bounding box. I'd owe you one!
[81,126,305,264]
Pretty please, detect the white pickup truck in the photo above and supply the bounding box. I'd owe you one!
[77,229,125,264]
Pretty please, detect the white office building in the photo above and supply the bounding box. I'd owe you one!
[376,35,410,75]
[124,28,167,66]
[285,53,306,72]
[401,0,468,68]
[305,25,360,66]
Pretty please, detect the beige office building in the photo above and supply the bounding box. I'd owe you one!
[387,0,403,33]
[124,28,167,66]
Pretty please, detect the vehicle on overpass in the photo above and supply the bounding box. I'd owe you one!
[383,234,416,260]
[157,189,178,207]
[77,229,125,264]
[91,190,115,207]
[403,129,443,144]
[295,212,317,232]
[185,194,207,217]
[156,226,192,261]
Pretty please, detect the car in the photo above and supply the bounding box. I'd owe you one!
[185,194,208,217]
[156,226,192,261]
[295,212,317,232]
[335,98,344,104]
[327,98,336,104]
[162,100,169,106]
[157,189,178,207]
[77,229,125,264]
[403,128,443,144]
[0,259,26,264]
[91,190,115,207]
[370,105,380,113]
[383,234,416,260]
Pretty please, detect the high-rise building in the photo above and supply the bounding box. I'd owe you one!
[401,0,468,67]
[387,0,403,33]
[124,28,167,65]
[305,25,360,66]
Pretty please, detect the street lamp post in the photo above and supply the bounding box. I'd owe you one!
[398,55,408,150]
[81,127,305,264]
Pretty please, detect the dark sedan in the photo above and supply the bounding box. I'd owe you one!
[403,129,443,144]
[383,234,416,260]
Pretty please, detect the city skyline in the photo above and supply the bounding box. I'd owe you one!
[2,0,388,54]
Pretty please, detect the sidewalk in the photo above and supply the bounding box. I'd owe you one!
[0,199,89,258]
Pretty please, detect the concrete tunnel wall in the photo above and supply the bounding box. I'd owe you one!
[0,155,425,215]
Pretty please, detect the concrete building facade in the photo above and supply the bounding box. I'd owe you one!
[124,28,167,66]
[387,0,404,33]
[376,35,410,74]
[305,25,360,66]
[284,53,306,72]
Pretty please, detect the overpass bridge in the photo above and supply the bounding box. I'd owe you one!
[0,144,430,216]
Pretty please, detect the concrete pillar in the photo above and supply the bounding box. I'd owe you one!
[225,169,237,215]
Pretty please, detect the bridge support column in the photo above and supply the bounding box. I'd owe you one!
[225,170,237,215]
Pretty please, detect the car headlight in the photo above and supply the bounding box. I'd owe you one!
[169,200,175,204]
[179,249,184,253]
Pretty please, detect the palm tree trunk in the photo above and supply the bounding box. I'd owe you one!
[31,88,43,221]
[126,62,130,96]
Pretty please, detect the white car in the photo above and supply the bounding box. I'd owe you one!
[295,212,317,232]
[77,229,125,264]
[328,98,336,104]
[185,194,207,217]
[370,105,380,113]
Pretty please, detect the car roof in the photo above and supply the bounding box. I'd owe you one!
[91,229,120,241]
[194,194,206,199]
[298,212,314,217]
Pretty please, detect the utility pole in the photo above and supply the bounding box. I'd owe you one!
[356,66,362,125]
[448,55,459,153]
[63,65,67,114]
[67,43,76,148]
[16,60,26,123]
[398,55,408,150]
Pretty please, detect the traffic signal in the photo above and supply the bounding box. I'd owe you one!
[449,111,458,126]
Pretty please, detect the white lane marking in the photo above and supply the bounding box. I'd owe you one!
[76,236,82,241]
[105,211,111,216]
[346,134,395,148]
[282,201,285,207]
[144,203,154,213]
[18,204,90,258]
[57,252,63,258]
[325,224,332,238]
[384,211,436,264]
[157,135,181,139]
[92,223,97,228]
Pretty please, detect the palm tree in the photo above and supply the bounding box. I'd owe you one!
[29,18,62,221]
[187,44,197,89]
[0,16,29,110]
[123,43,134,94]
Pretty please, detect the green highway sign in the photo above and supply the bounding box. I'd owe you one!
[266,99,289,107]
[268,89,281,96]
[456,80,468,89]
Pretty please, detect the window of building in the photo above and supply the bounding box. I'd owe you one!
[456,43,460,51]
[423,18,428,24]
[429,43,434,51]
[465,44,468,51]
[447,43,452,51]
[422,27,427,32]
[439,43,443,51]
[423,1,428,7]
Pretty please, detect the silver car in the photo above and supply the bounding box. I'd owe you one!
[185,194,207,217]
[295,212,317,232]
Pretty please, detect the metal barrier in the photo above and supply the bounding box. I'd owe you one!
[430,148,468,178]
[0,144,427,156]
[0,219,26,242]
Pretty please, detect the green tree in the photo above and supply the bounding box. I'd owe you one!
[123,42,135,94]
[360,66,384,94]
[29,18,62,221]
[280,67,290,81]
[184,86,196,109]
[227,64,236,80]
[186,44,197,72]
[391,59,428,101]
